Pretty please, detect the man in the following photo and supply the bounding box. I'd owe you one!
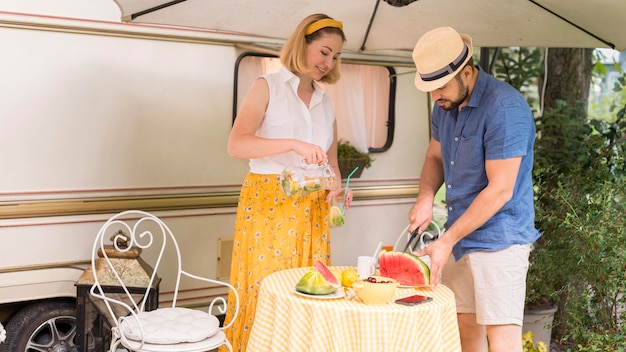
[408,27,540,352]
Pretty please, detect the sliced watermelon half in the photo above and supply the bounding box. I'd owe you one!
[295,260,341,295]
[378,250,430,287]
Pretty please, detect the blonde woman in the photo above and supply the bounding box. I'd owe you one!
[222,13,352,351]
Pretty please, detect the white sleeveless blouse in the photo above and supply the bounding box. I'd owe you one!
[249,67,335,174]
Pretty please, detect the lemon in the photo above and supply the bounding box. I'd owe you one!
[341,268,358,288]
[330,206,345,226]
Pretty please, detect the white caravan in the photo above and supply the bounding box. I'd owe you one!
[0,9,430,351]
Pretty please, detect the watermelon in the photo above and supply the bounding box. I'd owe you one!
[295,261,341,295]
[378,250,430,287]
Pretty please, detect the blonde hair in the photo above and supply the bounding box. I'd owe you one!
[280,13,345,84]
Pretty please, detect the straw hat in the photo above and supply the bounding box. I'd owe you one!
[412,27,473,92]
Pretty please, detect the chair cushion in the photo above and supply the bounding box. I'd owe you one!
[120,307,220,344]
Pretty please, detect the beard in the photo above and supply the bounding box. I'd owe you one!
[439,79,469,111]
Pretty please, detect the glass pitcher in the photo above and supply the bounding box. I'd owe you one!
[280,161,336,198]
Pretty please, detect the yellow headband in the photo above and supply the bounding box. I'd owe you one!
[305,18,343,35]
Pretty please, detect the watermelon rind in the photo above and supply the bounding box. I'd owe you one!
[378,250,430,287]
[295,260,340,295]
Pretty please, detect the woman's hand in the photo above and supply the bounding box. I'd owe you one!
[327,187,352,209]
[293,141,328,165]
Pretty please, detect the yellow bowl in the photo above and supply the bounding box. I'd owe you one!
[353,276,398,305]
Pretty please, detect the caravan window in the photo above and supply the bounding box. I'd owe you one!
[233,54,395,152]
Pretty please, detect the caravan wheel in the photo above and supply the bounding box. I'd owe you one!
[2,300,78,352]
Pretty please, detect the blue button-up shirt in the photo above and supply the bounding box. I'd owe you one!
[432,66,540,260]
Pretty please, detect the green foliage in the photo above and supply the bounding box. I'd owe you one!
[493,47,543,111]
[533,100,592,175]
[337,139,373,168]
[535,175,626,345]
[529,98,626,348]
[494,47,543,90]
[589,51,626,123]
[575,331,626,352]
[588,117,626,182]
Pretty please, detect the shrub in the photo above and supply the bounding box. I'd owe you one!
[529,99,626,348]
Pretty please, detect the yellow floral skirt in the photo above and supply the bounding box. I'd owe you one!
[222,172,332,352]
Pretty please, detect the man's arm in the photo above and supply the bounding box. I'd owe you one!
[417,156,522,286]
[443,156,521,244]
[408,138,445,233]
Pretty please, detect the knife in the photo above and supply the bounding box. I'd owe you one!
[402,228,421,253]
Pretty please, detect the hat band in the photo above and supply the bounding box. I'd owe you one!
[306,19,343,35]
[419,44,469,82]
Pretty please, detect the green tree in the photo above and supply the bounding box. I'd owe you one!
[541,48,594,113]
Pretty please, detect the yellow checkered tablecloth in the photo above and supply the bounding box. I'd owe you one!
[247,266,461,352]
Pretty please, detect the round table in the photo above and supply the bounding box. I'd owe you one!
[247,266,461,352]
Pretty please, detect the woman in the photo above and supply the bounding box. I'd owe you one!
[222,13,351,352]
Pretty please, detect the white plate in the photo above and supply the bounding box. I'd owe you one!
[292,288,345,300]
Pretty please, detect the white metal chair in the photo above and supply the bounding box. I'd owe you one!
[89,210,239,352]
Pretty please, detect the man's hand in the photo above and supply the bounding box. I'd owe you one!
[408,199,434,234]
[414,234,453,288]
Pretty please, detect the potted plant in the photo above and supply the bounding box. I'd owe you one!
[336,139,374,179]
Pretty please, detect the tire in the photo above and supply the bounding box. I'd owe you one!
[1,300,78,352]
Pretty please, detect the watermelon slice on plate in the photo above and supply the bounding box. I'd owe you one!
[295,260,341,295]
[378,250,430,287]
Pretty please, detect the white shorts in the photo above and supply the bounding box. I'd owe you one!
[442,244,532,326]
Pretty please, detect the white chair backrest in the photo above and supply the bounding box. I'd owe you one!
[89,210,179,322]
